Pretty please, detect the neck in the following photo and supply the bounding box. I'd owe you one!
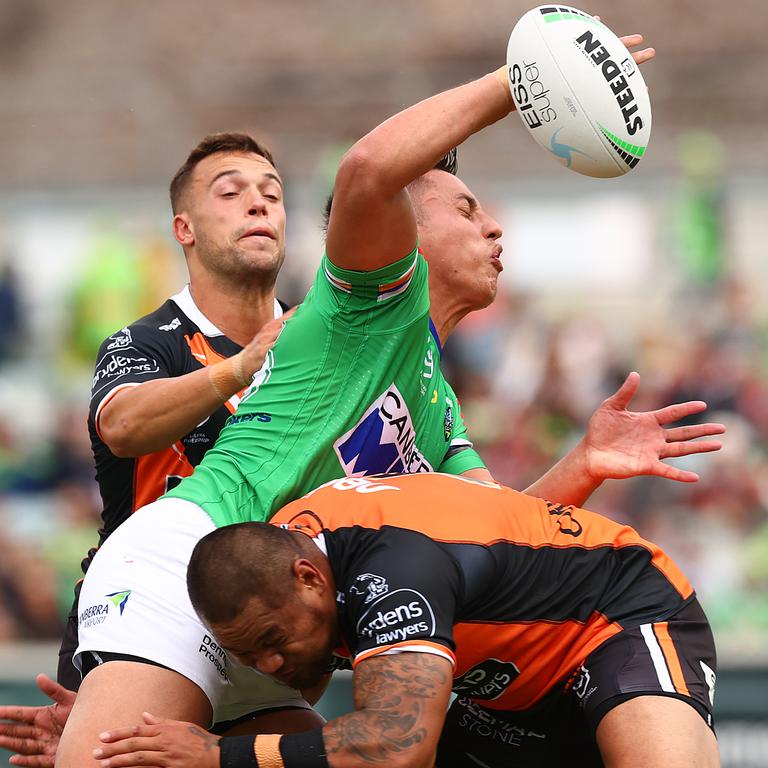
[427,276,471,348]
[187,272,277,347]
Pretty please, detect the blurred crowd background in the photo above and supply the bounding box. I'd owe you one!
[0,0,766,669]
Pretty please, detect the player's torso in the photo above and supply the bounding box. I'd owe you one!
[88,290,244,550]
[273,473,694,712]
[172,252,476,526]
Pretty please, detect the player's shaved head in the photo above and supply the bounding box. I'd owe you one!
[187,522,319,625]
[170,132,277,214]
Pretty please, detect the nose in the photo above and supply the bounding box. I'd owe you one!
[255,651,284,676]
[247,192,269,217]
[484,213,503,241]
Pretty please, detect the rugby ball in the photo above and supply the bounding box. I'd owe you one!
[506,5,651,177]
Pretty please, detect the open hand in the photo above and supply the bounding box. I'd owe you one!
[582,371,725,483]
[93,713,220,768]
[0,674,75,767]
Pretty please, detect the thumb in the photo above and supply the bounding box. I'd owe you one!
[36,673,74,706]
[604,371,640,410]
[142,712,164,725]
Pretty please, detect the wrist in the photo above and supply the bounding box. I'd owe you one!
[219,730,328,768]
[208,354,249,402]
[490,66,514,109]
[220,735,258,768]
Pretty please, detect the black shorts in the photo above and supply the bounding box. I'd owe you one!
[435,598,717,768]
[57,591,82,691]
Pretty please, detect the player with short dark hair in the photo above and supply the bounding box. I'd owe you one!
[95,472,720,768]
[4,35,724,768]
[56,130,293,691]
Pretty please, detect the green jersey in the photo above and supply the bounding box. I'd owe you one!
[165,247,485,527]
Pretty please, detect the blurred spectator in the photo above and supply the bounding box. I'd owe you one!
[0,260,23,363]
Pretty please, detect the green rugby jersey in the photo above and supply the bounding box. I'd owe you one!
[165,247,485,527]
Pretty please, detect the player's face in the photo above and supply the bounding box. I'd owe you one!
[178,151,287,283]
[415,171,503,312]
[210,590,338,691]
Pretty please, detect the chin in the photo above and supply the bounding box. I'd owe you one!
[287,668,326,691]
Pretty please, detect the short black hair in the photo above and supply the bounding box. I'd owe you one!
[187,522,303,625]
[321,149,458,235]
[170,132,276,214]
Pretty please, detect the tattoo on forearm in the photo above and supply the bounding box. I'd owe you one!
[324,654,451,763]
[186,726,220,752]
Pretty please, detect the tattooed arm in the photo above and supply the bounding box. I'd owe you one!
[94,653,452,768]
[323,653,453,767]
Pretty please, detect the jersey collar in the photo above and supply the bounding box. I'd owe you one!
[429,317,443,357]
[170,285,284,338]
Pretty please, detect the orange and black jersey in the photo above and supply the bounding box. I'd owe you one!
[271,473,695,712]
[84,286,287,575]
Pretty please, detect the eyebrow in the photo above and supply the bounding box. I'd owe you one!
[455,193,478,211]
[208,170,283,189]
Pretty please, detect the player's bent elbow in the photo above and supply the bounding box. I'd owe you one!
[334,146,390,202]
[99,419,149,458]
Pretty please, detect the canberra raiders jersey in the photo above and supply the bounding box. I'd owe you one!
[166,247,485,527]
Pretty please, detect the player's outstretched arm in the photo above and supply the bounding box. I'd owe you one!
[93,653,453,768]
[326,69,514,274]
[99,314,289,457]
[524,372,725,507]
[0,674,75,767]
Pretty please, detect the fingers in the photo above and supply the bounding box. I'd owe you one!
[0,724,41,741]
[95,752,166,768]
[94,736,164,764]
[281,306,297,322]
[650,461,700,483]
[661,440,722,460]
[664,423,726,442]
[631,46,656,65]
[653,400,708,424]
[98,725,159,744]
[619,33,644,47]
[0,733,47,753]
[603,371,640,410]
[0,707,37,725]
[9,755,55,768]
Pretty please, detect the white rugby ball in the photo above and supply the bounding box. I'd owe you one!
[506,5,651,177]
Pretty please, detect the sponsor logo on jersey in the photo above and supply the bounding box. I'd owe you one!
[699,660,716,706]
[226,412,272,425]
[78,589,132,628]
[443,398,454,441]
[159,317,181,331]
[571,665,597,702]
[106,590,132,615]
[199,633,228,681]
[456,696,547,747]
[453,659,521,701]
[356,589,436,645]
[545,500,583,537]
[92,347,160,395]
[334,385,433,476]
[106,327,133,350]
[349,573,390,604]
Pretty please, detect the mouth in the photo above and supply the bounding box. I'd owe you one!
[240,226,276,241]
[490,245,503,273]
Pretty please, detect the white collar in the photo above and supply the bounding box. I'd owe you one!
[169,285,283,338]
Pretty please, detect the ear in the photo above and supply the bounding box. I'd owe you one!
[293,558,328,595]
[173,212,195,247]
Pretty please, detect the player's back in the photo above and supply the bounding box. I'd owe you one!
[273,472,696,710]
